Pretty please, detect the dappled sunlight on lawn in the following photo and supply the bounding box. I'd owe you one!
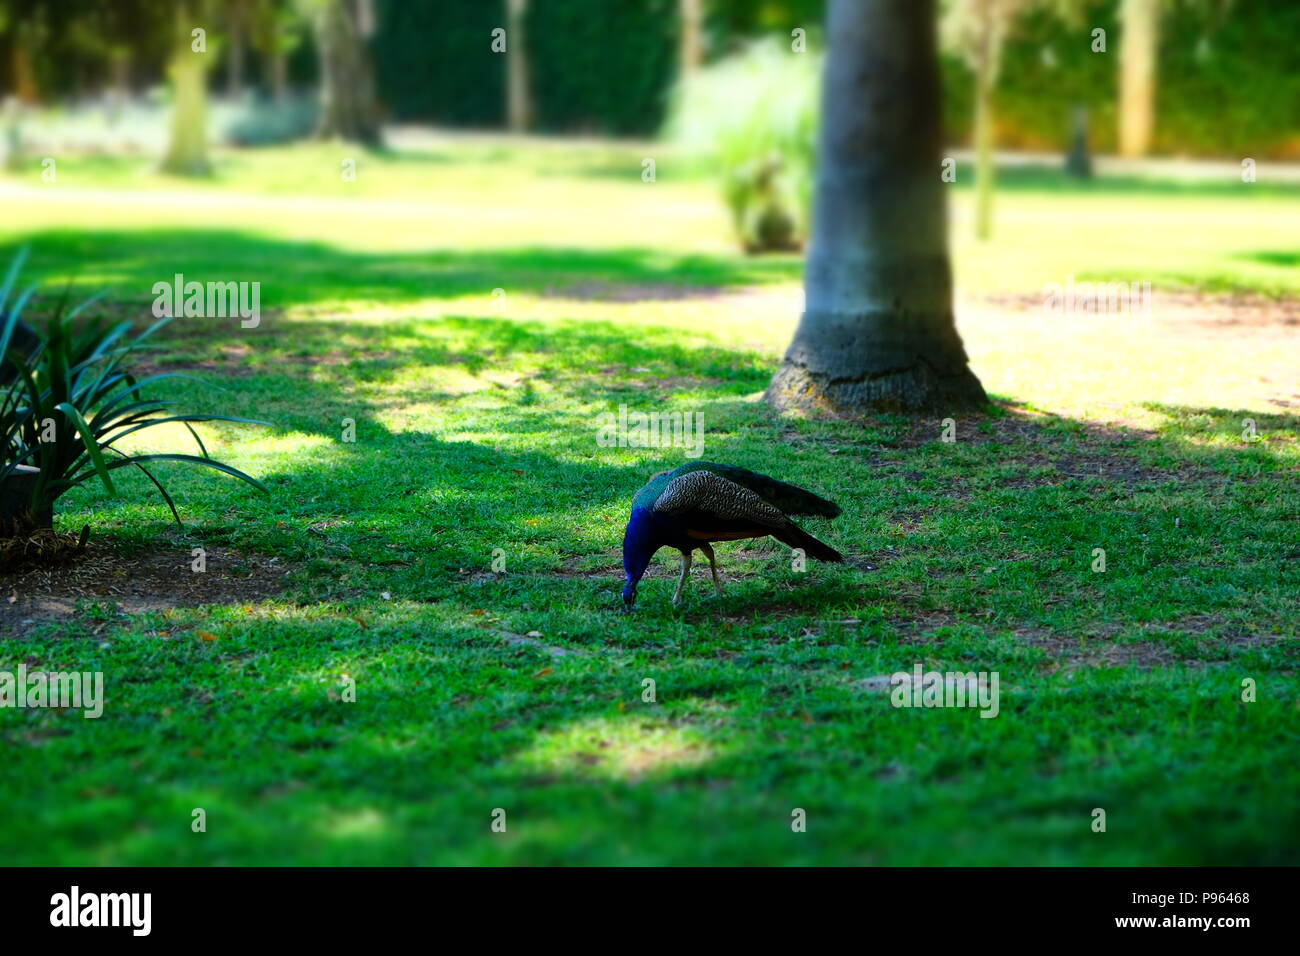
[513,713,721,782]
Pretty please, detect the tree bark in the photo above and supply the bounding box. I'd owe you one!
[12,23,40,104]
[227,0,247,99]
[506,0,531,132]
[1118,0,1158,158]
[679,0,703,80]
[766,0,986,415]
[269,51,288,102]
[311,0,382,146]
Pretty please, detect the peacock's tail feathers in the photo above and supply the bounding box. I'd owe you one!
[772,521,844,562]
[656,461,841,518]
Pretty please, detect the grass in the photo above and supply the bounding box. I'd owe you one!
[0,139,1297,865]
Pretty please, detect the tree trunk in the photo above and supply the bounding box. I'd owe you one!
[12,24,40,104]
[269,51,288,102]
[679,0,703,80]
[312,0,382,146]
[1118,0,1159,158]
[103,50,130,126]
[3,110,24,173]
[161,5,213,177]
[506,0,531,132]
[227,0,247,99]
[766,0,986,415]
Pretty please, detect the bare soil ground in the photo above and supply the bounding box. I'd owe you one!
[1,544,294,638]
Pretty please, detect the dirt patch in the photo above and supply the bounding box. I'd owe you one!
[893,611,1285,669]
[0,527,90,573]
[982,450,1167,490]
[984,290,1300,330]
[892,408,1156,450]
[874,407,1266,490]
[552,281,728,303]
[134,344,258,378]
[1,544,294,638]
[493,629,586,658]
[135,342,402,379]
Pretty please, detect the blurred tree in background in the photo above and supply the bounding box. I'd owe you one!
[0,0,1294,158]
[300,0,382,145]
[249,0,308,103]
[1117,0,1159,157]
[160,0,214,175]
[374,1,503,127]
[941,0,1041,240]
[505,0,530,131]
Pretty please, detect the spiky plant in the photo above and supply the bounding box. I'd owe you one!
[0,249,268,540]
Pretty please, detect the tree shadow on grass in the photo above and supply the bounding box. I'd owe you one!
[6,230,802,313]
[1238,250,1300,268]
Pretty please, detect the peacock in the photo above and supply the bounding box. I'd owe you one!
[621,461,843,608]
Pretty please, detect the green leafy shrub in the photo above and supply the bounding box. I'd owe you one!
[375,0,679,136]
[527,0,679,136]
[664,37,820,252]
[0,250,268,541]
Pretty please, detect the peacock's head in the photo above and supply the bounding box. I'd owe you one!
[621,508,660,609]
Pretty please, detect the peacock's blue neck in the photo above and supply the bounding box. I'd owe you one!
[622,507,672,601]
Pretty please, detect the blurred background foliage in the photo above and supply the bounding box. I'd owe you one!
[378,0,1300,157]
[959,0,1300,157]
[1,0,1295,156]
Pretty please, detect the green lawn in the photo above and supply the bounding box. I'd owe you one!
[0,140,1297,865]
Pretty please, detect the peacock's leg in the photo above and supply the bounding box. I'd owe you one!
[672,550,693,607]
[699,542,723,596]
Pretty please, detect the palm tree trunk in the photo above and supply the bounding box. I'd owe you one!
[1118,0,1159,158]
[766,0,986,414]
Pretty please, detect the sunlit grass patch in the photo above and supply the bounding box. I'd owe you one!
[515,714,720,781]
